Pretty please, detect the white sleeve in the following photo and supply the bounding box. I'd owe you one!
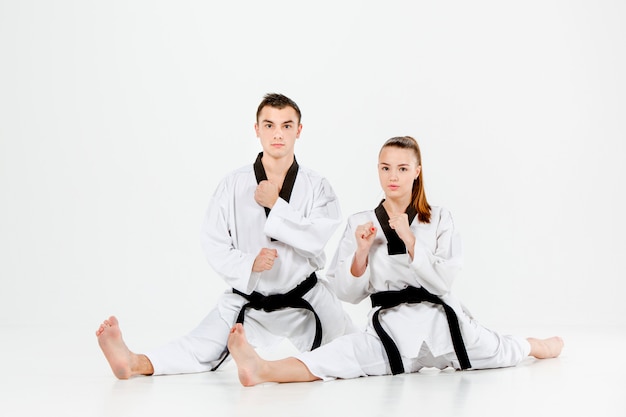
[410,208,463,296]
[264,177,342,258]
[326,219,371,304]
[200,179,257,291]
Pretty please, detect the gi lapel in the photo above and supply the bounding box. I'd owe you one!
[374,200,418,255]
[253,152,299,217]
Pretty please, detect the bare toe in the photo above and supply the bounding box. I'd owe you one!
[228,324,263,386]
[96,316,133,379]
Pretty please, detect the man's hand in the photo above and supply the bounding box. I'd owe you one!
[254,180,279,209]
[252,248,278,272]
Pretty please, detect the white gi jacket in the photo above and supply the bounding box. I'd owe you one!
[201,156,341,295]
[327,204,473,359]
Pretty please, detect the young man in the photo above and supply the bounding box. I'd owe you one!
[96,93,356,378]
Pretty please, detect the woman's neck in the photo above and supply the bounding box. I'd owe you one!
[383,196,411,215]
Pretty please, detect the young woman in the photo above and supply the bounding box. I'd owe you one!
[227,136,563,386]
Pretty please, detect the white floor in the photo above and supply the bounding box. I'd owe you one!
[1,323,624,417]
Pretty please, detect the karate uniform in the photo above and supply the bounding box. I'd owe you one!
[146,154,356,375]
[296,204,530,380]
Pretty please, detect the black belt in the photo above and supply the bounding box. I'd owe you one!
[370,286,471,374]
[211,272,321,371]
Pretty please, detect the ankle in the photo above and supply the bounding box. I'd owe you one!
[131,354,154,376]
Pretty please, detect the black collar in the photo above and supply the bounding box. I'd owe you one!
[374,200,418,255]
[253,152,299,217]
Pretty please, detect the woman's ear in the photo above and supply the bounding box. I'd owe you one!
[415,165,421,180]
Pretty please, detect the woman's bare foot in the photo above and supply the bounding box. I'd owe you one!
[227,323,266,386]
[96,316,153,379]
[528,336,564,359]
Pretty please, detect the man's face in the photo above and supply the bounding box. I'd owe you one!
[254,106,302,160]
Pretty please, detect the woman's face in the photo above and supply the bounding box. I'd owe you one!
[378,146,421,200]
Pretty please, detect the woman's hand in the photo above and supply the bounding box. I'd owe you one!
[351,222,377,277]
[355,221,377,252]
[388,213,416,259]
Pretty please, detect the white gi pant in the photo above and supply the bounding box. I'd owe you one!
[145,280,356,375]
[295,318,531,381]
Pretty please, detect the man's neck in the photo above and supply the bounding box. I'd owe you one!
[261,153,295,178]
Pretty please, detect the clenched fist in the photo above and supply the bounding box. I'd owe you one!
[252,248,278,272]
[255,180,280,209]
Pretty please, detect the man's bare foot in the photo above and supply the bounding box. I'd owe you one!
[227,323,266,386]
[528,336,564,359]
[96,316,153,379]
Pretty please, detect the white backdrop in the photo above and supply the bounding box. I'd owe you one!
[1,1,624,333]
